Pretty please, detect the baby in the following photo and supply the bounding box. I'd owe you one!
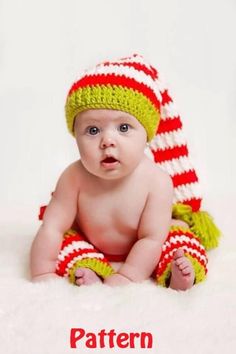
[30,54,212,290]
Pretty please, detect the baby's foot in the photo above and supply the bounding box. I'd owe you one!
[74,267,102,286]
[169,249,195,291]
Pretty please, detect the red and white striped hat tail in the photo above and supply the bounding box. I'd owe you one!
[148,81,202,212]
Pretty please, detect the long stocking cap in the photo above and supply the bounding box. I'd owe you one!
[148,69,220,249]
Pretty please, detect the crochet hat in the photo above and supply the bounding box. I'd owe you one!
[65,54,163,141]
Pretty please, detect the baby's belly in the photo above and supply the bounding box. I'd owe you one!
[75,218,138,255]
[76,190,147,255]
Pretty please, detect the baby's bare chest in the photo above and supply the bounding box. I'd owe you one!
[79,188,146,228]
[76,183,148,243]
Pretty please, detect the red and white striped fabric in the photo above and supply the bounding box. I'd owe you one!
[148,77,202,212]
[55,231,110,278]
[157,228,208,277]
[155,227,208,285]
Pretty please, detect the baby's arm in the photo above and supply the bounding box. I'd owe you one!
[30,163,79,282]
[107,170,173,284]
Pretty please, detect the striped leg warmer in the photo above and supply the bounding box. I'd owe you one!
[55,229,115,284]
[156,227,208,287]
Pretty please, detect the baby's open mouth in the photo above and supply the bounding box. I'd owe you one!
[102,157,118,163]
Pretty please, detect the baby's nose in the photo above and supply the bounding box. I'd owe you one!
[100,132,116,149]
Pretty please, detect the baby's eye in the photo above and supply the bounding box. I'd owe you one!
[87,126,100,135]
[119,124,130,133]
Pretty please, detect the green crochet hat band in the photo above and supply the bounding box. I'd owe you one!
[65,54,162,142]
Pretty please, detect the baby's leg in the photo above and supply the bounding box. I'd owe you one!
[169,219,195,290]
[55,229,115,285]
[169,248,195,290]
[74,268,102,286]
[170,218,189,228]
[155,225,208,290]
[67,223,102,285]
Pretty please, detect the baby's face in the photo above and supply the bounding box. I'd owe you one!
[74,109,147,180]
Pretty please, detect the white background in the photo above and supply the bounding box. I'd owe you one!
[0,2,236,353]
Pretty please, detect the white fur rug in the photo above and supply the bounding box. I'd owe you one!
[0,201,235,354]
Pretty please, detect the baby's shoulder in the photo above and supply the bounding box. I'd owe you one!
[144,158,173,194]
[56,160,82,186]
[65,160,83,174]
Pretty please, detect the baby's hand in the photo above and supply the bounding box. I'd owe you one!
[104,273,132,287]
[31,273,59,283]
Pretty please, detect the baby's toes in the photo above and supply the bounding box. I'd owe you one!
[75,268,84,278]
[173,248,184,261]
[175,256,186,266]
[181,265,192,275]
[75,277,85,286]
[74,268,85,286]
[177,259,189,270]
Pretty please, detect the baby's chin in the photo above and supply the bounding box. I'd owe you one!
[80,159,139,181]
[86,166,134,181]
[92,170,129,181]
